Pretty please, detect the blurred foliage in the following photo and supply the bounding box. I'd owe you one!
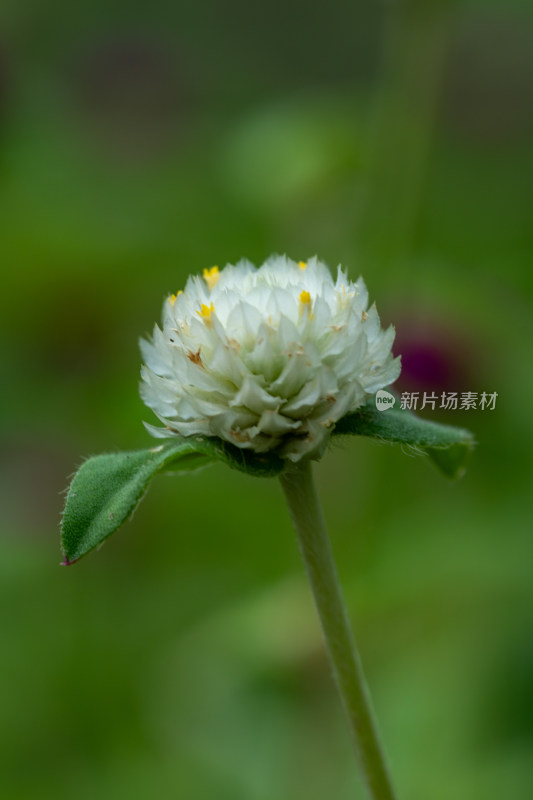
[0,0,532,798]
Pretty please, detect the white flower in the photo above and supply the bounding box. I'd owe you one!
[140,255,401,461]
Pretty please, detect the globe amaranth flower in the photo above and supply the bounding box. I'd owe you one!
[140,255,401,461]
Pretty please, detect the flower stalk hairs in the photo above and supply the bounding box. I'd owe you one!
[61,255,474,800]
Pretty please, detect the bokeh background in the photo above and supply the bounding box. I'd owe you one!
[1,0,532,797]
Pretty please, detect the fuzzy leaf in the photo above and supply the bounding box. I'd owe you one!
[61,438,284,565]
[333,400,474,479]
[61,401,473,564]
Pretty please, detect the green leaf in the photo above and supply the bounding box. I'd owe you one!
[61,401,473,564]
[332,400,475,479]
[61,437,284,565]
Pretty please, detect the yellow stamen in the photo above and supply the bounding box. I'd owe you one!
[168,290,183,306]
[298,261,307,270]
[197,302,215,324]
[203,266,220,291]
[299,290,314,319]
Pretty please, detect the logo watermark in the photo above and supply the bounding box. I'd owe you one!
[375,390,396,411]
[376,391,498,411]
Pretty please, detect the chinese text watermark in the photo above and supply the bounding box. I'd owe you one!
[375,390,498,412]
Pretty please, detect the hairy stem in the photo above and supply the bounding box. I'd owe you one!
[280,460,398,800]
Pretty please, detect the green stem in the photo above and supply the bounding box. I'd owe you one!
[280,460,398,800]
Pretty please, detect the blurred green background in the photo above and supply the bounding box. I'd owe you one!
[1,0,532,797]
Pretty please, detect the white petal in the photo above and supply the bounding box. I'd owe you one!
[230,376,281,415]
[140,254,402,460]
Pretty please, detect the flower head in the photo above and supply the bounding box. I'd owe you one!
[140,255,401,461]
